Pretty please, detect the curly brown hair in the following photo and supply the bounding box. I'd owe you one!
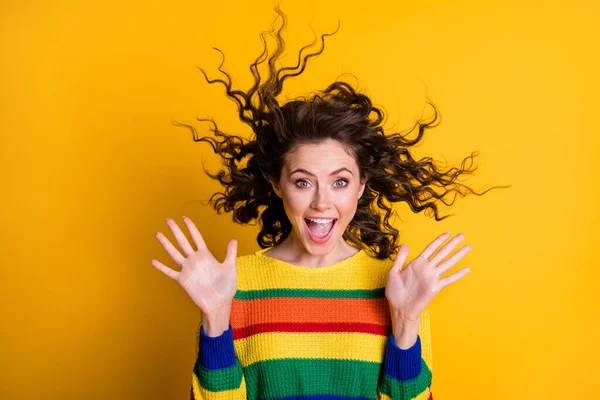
[172,6,510,260]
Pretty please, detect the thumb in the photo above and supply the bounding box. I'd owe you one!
[392,244,410,272]
[224,239,238,265]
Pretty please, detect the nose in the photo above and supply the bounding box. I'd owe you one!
[310,186,332,211]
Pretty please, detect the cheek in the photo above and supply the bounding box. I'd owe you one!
[281,191,310,218]
[336,192,361,216]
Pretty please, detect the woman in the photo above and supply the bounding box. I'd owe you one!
[152,7,506,400]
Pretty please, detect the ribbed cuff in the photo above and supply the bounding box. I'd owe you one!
[199,324,237,369]
[384,333,422,381]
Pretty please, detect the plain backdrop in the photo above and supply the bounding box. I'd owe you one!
[1,0,598,399]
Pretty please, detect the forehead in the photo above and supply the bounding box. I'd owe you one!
[283,139,358,172]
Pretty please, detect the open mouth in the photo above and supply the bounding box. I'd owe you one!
[304,217,337,243]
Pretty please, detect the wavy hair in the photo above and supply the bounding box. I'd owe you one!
[172,6,510,260]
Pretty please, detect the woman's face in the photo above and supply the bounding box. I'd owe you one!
[272,139,366,256]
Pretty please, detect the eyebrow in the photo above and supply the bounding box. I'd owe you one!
[289,167,353,177]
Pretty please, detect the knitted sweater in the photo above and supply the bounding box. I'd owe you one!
[190,248,434,400]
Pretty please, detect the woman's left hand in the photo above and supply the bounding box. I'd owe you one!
[385,232,472,324]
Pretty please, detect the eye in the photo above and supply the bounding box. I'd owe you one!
[334,179,349,188]
[295,179,310,188]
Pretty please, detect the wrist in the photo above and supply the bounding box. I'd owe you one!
[390,307,420,325]
[390,310,420,349]
[201,306,232,337]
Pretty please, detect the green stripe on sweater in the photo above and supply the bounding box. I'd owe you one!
[194,362,244,392]
[240,357,432,400]
[243,358,380,400]
[234,287,386,300]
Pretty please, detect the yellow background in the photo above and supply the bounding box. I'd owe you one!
[1,0,598,398]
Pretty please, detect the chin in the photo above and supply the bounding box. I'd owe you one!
[302,240,336,255]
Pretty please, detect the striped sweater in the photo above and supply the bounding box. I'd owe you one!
[190,247,434,400]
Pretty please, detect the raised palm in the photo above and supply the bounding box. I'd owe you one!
[151,217,238,316]
[385,232,472,322]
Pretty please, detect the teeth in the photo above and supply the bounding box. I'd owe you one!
[306,218,334,224]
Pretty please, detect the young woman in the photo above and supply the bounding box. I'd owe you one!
[151,6,507,400]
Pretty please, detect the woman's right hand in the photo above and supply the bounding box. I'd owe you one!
[151,216,238,318]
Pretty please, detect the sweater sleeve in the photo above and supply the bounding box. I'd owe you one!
[189,324,247,400]
[376,310,434,400]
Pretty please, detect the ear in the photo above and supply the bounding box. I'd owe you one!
[270,179,282,198]
[358,180,366,199]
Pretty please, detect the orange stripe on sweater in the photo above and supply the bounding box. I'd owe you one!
[230,296,391,326]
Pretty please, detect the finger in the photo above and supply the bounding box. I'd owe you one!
[419,232,452,260]
[429,233,466,265]
[439,266,471,289]
[166,218,196,256]
[437,244,472,275]
[182,216,209,253]
[392,244,410,272]
[151,259,179,280]
[224,239,238,265]
[155,231,186,266]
